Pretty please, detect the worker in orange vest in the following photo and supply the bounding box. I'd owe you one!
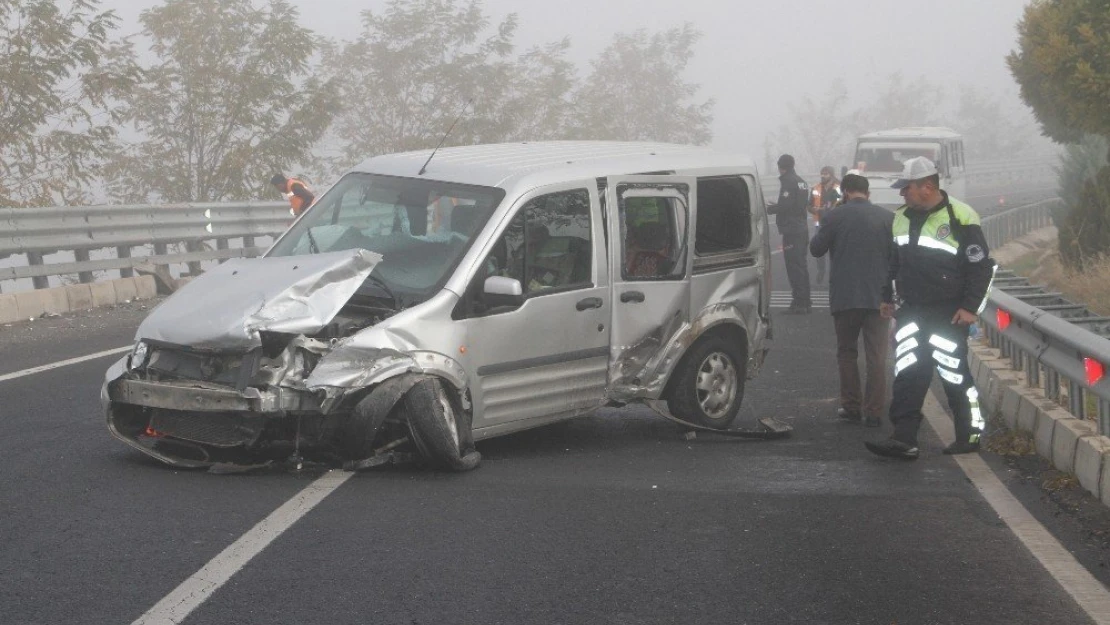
[810,165,841,284]
[271,174,315,217]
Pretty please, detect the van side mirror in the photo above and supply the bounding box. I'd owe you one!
[483,276,524,309]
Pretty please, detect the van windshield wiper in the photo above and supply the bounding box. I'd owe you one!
[305,227,321,254]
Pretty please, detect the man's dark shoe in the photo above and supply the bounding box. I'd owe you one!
[863,416,882,428]
[864,438,919,460]
[942,440,981,455]
[837,408,862,423]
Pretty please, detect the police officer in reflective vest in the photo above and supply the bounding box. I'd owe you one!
[271,174,315,217]
[865,157,996,460]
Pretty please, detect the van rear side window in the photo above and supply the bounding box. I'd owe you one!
[695,176,751,254]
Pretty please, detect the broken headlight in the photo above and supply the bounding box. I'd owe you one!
[129,341,150,370]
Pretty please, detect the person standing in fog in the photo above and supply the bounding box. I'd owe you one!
[767,154,811,314]
[865,157,996,460]
[810,165,841,284]
[809,174,894,427]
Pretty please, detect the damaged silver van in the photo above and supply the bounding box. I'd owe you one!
[102,141,773,471]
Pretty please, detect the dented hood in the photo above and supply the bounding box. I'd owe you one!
[135,249,383,351]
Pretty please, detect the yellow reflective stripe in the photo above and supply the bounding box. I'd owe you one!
[929,334,959,353]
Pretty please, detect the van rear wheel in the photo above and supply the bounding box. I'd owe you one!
[666,335,746,430]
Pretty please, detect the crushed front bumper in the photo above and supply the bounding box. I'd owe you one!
[109,378,321,413]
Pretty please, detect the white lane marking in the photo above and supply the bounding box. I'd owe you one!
[923,393,1110,624]
[0,346,130,383]
[132,469,354,625]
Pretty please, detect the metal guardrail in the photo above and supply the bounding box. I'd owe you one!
[977,198,1110,435]
[0,202,288,289]
[0,156,1059,291]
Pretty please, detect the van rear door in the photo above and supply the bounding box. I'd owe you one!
[605,176,695,392]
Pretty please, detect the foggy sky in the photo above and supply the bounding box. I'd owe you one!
[107,0,1034,155]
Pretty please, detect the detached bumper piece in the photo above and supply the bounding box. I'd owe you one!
[645,400,793,440]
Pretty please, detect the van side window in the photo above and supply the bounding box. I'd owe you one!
[620,194,687,280]
[695,176,752,254]
[484,189,593,296]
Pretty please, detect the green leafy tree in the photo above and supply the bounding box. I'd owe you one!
[112,0,339,203]
[570,24,714,144]
[1056,135,1109,268]
[1008,0,1110,146]
[1009,0,1110,266]
[0,0,139,207]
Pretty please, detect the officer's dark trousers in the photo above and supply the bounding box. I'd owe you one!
[888,304,984,447]
[781,228,811,307]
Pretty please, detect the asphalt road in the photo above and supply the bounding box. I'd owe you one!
[0,229,1106,625]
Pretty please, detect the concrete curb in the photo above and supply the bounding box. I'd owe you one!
[0,276,158,325]
[969,342,1110,507]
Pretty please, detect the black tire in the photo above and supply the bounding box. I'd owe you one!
[403,378,481,472]
[666,334,746,430]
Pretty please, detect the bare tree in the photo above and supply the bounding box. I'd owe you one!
[111,0,339,203]
[570,24,714,145]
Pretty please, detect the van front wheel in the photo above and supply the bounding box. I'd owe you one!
[666,336,745,430]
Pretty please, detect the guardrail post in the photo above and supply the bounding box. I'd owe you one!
[1069,381,1084,417]
[1101,399,1110,437]
[73,250,94,284]
[1045,369,1058,402]
[185,242,203,276]
[26,252,49,290]
[153,243,170,278]
[117,246,134,278]
[216,238,229,264]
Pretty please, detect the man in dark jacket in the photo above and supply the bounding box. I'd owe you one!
[767,154,811,313]
[810,174,894,427]
[865,157,997,460]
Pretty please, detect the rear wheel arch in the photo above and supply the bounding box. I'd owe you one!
[664,324,749,430]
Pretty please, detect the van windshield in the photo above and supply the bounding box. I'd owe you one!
[268,173,505,306]
[854,142,941,175]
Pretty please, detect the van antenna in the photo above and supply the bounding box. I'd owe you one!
[419,98,472,176]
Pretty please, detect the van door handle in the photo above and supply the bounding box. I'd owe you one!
[576,297,603,311]
[620,291,645,303]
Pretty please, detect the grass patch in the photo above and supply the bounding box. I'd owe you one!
[1022,249,1110,317]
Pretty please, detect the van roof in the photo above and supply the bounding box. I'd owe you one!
[349,141,758,189]
[857,127,961,140]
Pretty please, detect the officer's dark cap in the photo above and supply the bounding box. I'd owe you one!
[777,154,795,170]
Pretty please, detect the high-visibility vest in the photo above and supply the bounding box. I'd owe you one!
[285,178,312,216]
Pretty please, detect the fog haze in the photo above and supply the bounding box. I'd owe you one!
[107,0,1034,156]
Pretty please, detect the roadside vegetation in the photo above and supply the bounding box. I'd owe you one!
[1010,0,1110,275]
